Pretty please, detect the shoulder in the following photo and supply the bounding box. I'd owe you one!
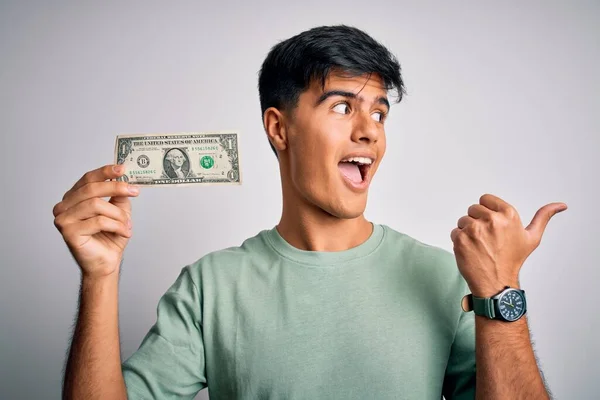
[380,224,456,265]
[380,224,469,298]
[184,228,272,283]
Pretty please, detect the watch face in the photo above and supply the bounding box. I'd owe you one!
[498,290,526,321]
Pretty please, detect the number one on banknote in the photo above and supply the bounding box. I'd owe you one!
[113,132,242,186]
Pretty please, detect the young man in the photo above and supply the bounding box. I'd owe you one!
[55,25,564,399]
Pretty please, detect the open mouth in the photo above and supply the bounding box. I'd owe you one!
[338,156,373,185]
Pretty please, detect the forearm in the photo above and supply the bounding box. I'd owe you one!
[63,274,127,400]
[475,315,549,400]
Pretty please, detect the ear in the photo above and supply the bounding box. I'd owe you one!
[263,107,288,153]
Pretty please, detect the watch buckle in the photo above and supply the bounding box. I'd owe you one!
[461,294,473,312]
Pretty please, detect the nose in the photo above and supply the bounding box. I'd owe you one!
[351,111,380,144]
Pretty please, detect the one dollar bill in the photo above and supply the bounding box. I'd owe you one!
[114,132,241,186]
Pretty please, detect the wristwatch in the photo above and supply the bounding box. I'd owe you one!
[461,286,527,322]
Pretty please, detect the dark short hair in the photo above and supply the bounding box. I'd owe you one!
[258,25,406,156]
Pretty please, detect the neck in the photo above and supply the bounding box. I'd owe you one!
[277,194,373,253]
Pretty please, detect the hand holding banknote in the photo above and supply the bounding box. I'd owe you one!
[52,132,241,279]
[52,165,139,280]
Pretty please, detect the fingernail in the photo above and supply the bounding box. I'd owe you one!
[127,219,132,229]
[128,185,139,195]
[113,164,124,173]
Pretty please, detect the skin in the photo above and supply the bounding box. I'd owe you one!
[53,165,135,399]
[53,69,566,399]
[452,194,567,399]
[264,71,389,251]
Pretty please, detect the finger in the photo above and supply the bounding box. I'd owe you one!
[109,194,134,214]
[479,193,512,213]
[63,215,131,241]
[54,181,139,217]
[525,202,568,243]
[55,197,130,228]
[450,227,461,243]
[457,215,475,229]
[467,204,491,220]
[64,164,127,200]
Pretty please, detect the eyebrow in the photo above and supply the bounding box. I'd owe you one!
[315,90,390,111]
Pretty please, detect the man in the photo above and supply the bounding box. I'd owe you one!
[164,148,190,179]
[54,25,566,399]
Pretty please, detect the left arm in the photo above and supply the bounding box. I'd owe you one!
[475,313,549,399]
[450,193,567,400]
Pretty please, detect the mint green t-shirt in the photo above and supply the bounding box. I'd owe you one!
[122,224,476,399]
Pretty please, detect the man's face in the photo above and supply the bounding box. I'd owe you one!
[283,71,388,219]
[170,150,185,168]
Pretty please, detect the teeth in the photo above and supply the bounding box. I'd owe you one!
[341,156,373,165]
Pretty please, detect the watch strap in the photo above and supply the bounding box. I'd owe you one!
[472,295,496,319]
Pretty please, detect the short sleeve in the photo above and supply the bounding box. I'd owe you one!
[442,309,476,399]
[122,266,207,399]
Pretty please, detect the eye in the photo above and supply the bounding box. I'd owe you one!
[332,102,350,114]
[371,111,386,123]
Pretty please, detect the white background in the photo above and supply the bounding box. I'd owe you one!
[1,1,598,399]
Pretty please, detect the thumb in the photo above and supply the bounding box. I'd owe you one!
[525,202,567,245]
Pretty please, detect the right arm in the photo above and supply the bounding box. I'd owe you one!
[63,273,125,399]
[54,164,139,400]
